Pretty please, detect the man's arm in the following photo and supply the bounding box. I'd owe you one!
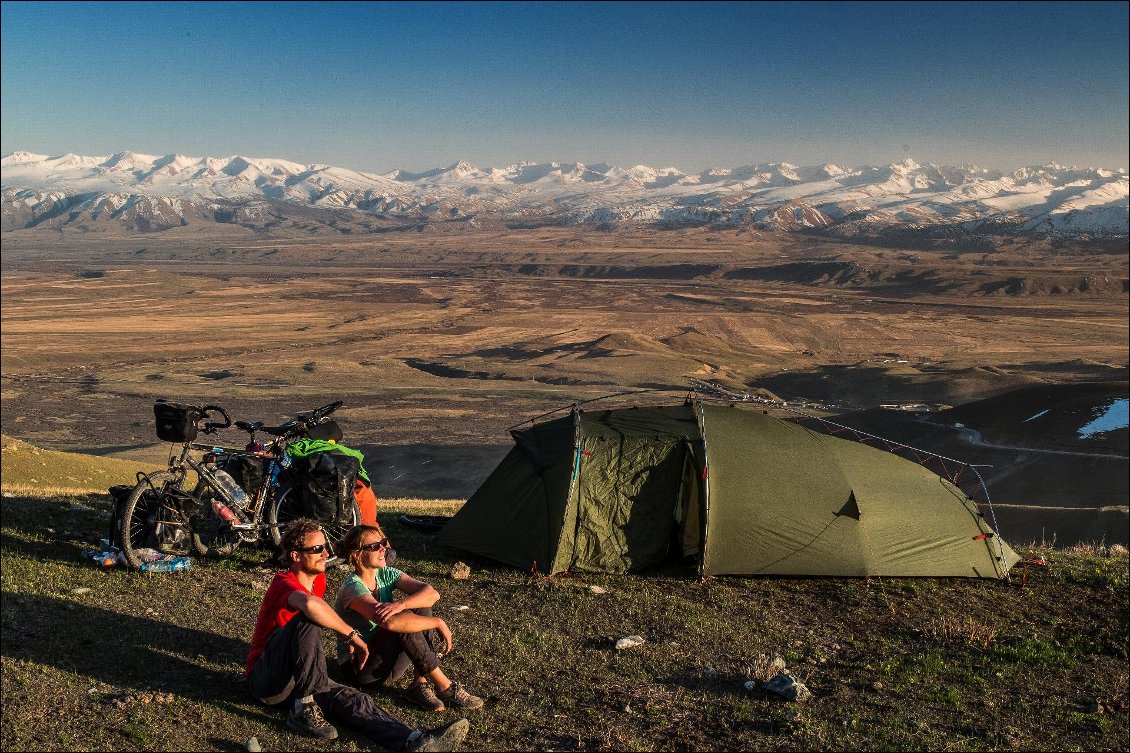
[288,590,369,666]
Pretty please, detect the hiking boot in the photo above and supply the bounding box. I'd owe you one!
[404,681,445,711]
[406,718,470,752]
[436,682,484,711]
[287,700,338,740]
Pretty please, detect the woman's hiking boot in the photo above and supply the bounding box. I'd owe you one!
[405,681,445,712]
[436,682,484,711]
[287,700,338,740]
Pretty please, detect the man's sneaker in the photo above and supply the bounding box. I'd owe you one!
[436,681,484,711]
[287,700,338,740]
[407,718,470,752]
[404,681,445,712]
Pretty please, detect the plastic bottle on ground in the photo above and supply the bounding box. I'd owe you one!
[141,556,192,573]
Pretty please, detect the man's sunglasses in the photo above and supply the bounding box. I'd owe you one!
[294,543,329,554]
[359,538,390,552]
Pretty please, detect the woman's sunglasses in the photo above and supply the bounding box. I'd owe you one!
[294,543,328,554]
[359,538,390,552]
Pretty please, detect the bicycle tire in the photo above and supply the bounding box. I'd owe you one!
[269,485,359,562]
[189,482,242,559]
[120,471,189,569]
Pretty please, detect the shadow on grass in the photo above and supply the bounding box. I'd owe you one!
[0,493,114,565]
[1,590,278,727]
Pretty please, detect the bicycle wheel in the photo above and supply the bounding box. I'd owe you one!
[269,485,359,562]
[120,471,190,569]
[190,482,242,558]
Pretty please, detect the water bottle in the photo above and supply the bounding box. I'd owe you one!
[141,556,191,573]
[212,498,240,523]
[211,469,250,510]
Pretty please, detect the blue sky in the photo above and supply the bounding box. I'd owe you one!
[2,1,1127,172]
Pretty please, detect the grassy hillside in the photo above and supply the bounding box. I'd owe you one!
[1,434,164,496]
[0,442,1127,751]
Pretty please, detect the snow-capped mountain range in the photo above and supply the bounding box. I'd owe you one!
[2,150,1127,237]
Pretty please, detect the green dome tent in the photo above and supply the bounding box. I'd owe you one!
[437,402,1019,579]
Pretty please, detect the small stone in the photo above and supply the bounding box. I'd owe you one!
[452,605,470,611]
[871,681,883,691]
[245,736,262,752]
[615,635,646,650]
[589,585,607,594]
[743,680,757,691]
[450,562,471,580]
[763,672,812,703]
[71,587,92,595]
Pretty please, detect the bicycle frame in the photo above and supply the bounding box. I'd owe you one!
[178,441,289,534]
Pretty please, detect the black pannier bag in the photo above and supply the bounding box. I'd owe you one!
[293,450,360,523]
[154,400,202,443]
[222,454,267,496]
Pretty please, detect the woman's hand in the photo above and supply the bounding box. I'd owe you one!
[372,599,407,625]
[435,619,454,656]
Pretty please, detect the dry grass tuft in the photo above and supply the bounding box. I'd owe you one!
[924,614,999,649]
[1064,540,1130,558]
[746,653,787,683]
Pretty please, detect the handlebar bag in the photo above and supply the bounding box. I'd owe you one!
[154,400,203,443]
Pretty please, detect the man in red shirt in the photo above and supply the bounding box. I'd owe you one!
[246,518,469,751]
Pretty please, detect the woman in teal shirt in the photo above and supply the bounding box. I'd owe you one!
[334,524,484,712]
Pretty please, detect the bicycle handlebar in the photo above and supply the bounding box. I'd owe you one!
[308,400,343,421]
[199,404,232,434]
[260,400,343,439]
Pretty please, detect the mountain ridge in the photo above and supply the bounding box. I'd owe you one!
[3,150,1127,237]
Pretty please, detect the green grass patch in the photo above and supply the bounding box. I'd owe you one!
[0,469,1127,750]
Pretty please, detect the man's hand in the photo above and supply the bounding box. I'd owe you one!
[372,600,407,625]
[347,632,369,669]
